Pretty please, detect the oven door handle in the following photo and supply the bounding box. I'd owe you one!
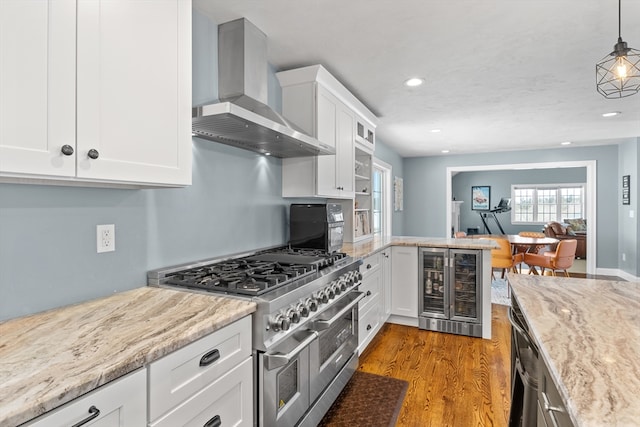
[310,291,365,331]
[264,331,318,370]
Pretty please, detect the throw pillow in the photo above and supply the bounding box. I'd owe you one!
[565,218,586,232]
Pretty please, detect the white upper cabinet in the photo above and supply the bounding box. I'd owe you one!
[0,0,76,178]
[277,71,355,198]
[0,0,192,187]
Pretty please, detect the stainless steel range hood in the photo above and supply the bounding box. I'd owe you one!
[192,18,335,158]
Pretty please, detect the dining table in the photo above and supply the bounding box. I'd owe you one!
[507,234,559,254]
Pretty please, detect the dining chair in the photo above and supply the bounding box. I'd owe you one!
[487,237,524,279]
[524,239,577,277]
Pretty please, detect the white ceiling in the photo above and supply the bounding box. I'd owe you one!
[194,0,640,157]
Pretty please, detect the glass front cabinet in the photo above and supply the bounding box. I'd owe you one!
[418,247,483,337]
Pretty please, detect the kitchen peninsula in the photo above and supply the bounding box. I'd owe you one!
[508,274,640,427]
[0,288,256,426]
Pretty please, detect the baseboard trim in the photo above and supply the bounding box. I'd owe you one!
[596,268,640,282]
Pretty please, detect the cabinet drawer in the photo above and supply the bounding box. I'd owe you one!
[148,316,251,421]
[24,369,146,427]
[359,269,381,313]
[150,356,253,427]
[360,252,381,277]
[359,295,381,349]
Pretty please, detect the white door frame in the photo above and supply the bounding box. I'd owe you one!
[446,160,597,275]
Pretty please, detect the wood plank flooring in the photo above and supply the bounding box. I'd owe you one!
[358,304,512,427]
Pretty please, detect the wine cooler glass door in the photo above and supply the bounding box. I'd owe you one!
[451,250,481,322]
[420,248,448,319]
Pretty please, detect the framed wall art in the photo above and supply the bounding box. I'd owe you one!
[622,175,630,205]
[471,185,490,211]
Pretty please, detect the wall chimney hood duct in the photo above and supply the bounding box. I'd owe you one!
[192,18,335,158]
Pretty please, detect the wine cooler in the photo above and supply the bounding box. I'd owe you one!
[418,247,483,337]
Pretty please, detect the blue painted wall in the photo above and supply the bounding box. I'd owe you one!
[403,145,621,268]
[618,139,639,277]
[452,167,587,235]
[0,9,291,321]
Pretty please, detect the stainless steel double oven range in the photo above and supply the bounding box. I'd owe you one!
[148,244,363,426]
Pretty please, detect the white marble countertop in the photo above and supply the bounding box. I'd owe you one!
[0,287,256,426]
[508,274,640,427]
[342,235,498,258]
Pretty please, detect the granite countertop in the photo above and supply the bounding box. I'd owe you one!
[0,287,256,426]
[508,274,640,427]
[342,235,499,258]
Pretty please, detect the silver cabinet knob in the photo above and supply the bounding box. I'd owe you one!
[61,145,74,156]
[87,149,99,159]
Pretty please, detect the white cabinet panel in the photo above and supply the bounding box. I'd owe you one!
[390,246,418,320]
[24,369,146,427]
[0,0,76,177]
[76,0,191,185]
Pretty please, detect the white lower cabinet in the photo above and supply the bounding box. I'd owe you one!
[389,246,419,326]
[149,357,253,427]
[357,252,385,354]
[148,316,253,426]
[24,369,146,427]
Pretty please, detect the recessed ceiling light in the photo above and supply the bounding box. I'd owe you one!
[431,129,442,133]
[441,149,450,153]
[560,141,572,145]
[404,77,425,87]
[601,111,621,117]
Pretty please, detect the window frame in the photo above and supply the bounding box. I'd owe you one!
[510,183,586,225]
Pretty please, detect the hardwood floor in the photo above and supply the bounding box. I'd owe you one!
[358,304,512,427]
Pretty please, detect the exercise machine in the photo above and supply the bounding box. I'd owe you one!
[478,197,511,234]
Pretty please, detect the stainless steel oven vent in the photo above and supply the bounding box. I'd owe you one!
[192,18,334,158]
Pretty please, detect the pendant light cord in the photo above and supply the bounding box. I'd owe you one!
[618,0,622,39]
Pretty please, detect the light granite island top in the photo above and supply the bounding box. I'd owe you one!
[342,235,499,258]
[0,287,256,426]
[508,274,640,427]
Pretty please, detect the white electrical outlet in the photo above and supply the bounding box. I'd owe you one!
[97,224,115,253]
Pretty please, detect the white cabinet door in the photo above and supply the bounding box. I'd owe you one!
[0,0,76,177]
[335,104,355,195]
[24,369,146,427]
[76,0,191,186]
[390,246,418,319]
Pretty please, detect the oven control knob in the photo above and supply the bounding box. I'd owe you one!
[326,287,336,299]
[306,298,319,312]
[338,280,347,291]
[356,272,363,282]
[331,283,341,296]
[287,308,301,324]
[270,314,291,332]
[317,291,329,304]
[296,303,310,317]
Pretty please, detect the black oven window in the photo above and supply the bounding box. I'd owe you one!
[277,360,298,412]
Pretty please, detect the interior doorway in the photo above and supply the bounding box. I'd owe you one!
[445,160,597,275]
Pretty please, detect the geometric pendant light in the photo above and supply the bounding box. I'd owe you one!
[596,0,640,98]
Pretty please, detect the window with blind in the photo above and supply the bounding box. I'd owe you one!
[511,184,585,224]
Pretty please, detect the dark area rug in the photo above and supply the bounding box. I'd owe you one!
[318,371,408,427]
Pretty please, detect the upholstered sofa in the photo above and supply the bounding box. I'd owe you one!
[543,221,586,259]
